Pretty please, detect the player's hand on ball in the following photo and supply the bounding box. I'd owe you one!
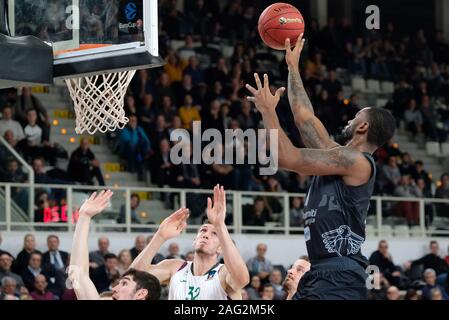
[79,190,113,218]
[157,208,189,240]
[246,73,285,114]
[285,33,305,70]
[206,185,226,227]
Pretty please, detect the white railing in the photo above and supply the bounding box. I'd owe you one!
[0,182,449,237]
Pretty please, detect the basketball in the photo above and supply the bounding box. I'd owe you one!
[258,3,305,50]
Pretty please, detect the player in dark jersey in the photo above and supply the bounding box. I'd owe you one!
[246,34,396,300]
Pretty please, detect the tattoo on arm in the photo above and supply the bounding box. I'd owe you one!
[288,68,314,113]
[300,118,332,149]
[300,147,358,170]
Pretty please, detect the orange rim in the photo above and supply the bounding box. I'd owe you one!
[54,44,113,56]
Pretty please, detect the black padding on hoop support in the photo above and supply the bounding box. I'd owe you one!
[54,51,165,79]
[0,34,53,89]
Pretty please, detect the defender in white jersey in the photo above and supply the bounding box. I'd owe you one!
[131,185,249,300]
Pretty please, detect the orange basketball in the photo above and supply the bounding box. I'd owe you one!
[258,3,305,50]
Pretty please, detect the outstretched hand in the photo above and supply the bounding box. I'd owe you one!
[285,33,305,70]
[79,190,113,218]
[156,208,189,241]
[246,73,285,114]
[206,185,227,227]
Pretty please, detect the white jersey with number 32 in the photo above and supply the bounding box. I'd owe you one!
[168,261,228,300]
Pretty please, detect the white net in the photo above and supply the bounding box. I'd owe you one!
[65,70,137,135]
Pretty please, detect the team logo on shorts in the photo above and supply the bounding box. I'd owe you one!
[321,225,364,256]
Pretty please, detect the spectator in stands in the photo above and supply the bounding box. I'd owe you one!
[89,237,110,269]
[322,69,342,102]
[118,193,142,225]
[13,234,40,274]
[268,269,285,300]
[42,235,69,272]
[407,241,448,284]
[21,109,63,166]
[33,157,69,186]
[386,285,401,300]
[1,158,27,184]
[246,243,273,282]
[244,197,272,227]
[155,73,176,106]
[30,274,57,300]
[124,95,138,116]
[164,50,187,83]
[0,106,25,141]
[138,93,156,136]
[283,256,311,300]
[246,275,262,300]
[178,95,201,130]
[369,240,406,288]
[18,286,32,300]
[67,137,105,186]
[435,173,449,218]
[420,95,440,141]
[15,87,50,140]
[290,197,305,227]
[166,242,185,260]
[90,253,120,294]
[150,139,176,188]
[0,131,22,172]
[0,277,18,300]
[421,268,449,300]
[118,114,151,181]
[175,145,201,189]
[404,99,423,136]
[183,56,205,87]
[398,152,416,176]
[0,253,24,292]
[237,99,255,130]
[175,73,199,105]
[21,251,63,296]
[145,235,165,264]
[260,283,275,300]
[149,115,170,152]
[394,174,422,225]
[117,249,132,276]
[413,161,432,192]
[404,289,420,300]
[177,34,196,62]
[382,156,402,194]
[130,235,146,260]
[431,287,445,300]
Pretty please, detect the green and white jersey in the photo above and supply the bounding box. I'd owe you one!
[168,261,228,300]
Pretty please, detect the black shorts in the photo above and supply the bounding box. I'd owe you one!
[293,256,368,300]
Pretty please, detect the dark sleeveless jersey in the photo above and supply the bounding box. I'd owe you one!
[303,152,376,267]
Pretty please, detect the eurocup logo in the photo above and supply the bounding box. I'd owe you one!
[125,2,137,21]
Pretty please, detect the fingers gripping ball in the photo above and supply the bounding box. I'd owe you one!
[258,2,305,50]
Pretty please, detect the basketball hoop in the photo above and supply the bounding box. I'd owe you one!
[65,70,136,135]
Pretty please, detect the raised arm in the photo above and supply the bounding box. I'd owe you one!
[247,74,371,186]
[69,190,113,300]
[207,185,249,292]
[285,35,339,149]
[130,208,189,285]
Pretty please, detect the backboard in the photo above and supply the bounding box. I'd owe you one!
[7,0,163,78]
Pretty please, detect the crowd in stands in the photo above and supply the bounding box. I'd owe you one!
[1,232,449,300]
[1,0,449,229]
